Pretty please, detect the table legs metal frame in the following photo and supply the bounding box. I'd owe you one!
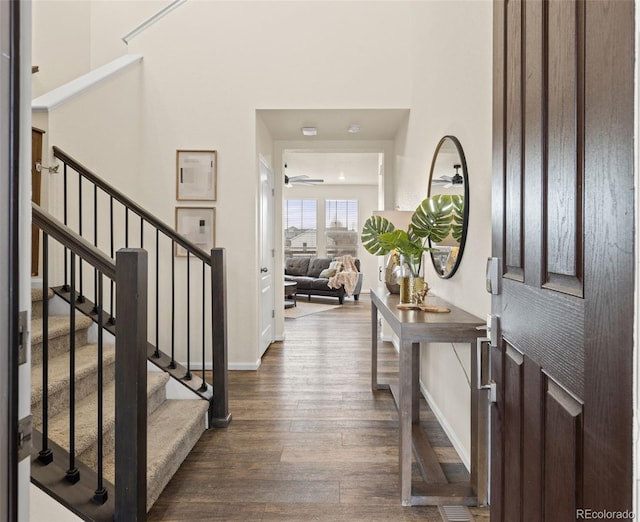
[371,301,488,507]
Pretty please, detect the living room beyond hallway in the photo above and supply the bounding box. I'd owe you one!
[147,295,489,521]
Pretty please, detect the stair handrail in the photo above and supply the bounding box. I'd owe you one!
[52,145,211,264]
[32,202,115,279]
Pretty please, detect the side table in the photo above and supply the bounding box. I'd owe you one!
[284,281,297,309]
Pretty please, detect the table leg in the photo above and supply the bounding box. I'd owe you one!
[371,302,378,392]
[412,342,420,423]
[399,340,413,506]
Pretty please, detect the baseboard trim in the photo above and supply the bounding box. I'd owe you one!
[174,360,262,371]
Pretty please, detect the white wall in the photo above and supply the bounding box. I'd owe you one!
[32,0,91,98]
[392,1,493,466]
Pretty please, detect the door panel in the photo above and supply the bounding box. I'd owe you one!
[503,344,523,522]
[505,0,524,279]
[544,378,583,522]
[492,0,634,518]
[545,0,584,295]
[522,358,543,522]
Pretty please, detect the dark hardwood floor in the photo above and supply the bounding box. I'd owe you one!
[148,294,490,521]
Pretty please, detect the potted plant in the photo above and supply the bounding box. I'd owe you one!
[361,195,455,302]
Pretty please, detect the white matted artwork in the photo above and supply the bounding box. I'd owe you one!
[176,150,217,201]
[175,207,215,256]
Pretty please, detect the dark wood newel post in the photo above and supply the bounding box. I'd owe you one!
[210,248,231,427]
[115,248,148,520]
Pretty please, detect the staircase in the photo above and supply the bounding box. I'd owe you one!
[30,148,230,519]
[31,281,209,511]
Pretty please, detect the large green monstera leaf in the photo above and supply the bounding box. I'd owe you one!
[411,194,454,243]
[450,195,465,243]
[361,215,395,255]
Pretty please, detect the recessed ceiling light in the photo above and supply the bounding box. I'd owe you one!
[347,124,360,134]
[301,127,317,136]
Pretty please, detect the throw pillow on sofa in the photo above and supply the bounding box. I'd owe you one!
[318,267,337,278]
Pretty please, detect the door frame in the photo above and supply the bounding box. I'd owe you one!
[2,1,32,519]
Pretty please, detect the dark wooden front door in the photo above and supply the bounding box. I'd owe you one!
[491,0,635,520]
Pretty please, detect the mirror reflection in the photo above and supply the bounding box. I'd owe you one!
[427,135,469,279]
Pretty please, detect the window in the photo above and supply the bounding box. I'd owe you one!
[284,199,317,257]
[325,200,359,258]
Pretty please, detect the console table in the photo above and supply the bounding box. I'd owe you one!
[370,287,487,507]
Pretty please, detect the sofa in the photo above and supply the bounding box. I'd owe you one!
[284,256,363,304]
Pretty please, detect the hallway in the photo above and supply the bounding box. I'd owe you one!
[148,295,489,521]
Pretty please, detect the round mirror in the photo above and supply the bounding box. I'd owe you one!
[427,135,469,279]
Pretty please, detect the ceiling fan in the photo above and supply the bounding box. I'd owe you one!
[284,164,324,186]
[432,164,463,188]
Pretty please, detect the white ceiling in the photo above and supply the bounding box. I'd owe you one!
[259,108,409,185]
[259,108,409,141]
[284,151,382,185]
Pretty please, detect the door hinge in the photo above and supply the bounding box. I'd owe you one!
[272,309,275,318]
[271,188,275,196]
[17,415,32,462]
[18,310,27,365]
[271,248,275,258]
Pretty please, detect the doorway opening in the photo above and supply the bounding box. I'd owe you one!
[281,149,383,324]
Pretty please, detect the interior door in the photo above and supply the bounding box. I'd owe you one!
[491,1,635,520]
[258,155,275,357]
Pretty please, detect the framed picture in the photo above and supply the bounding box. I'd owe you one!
[176,150,217,201]
[175,207,215,256]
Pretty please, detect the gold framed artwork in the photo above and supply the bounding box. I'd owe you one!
[175,207,215,256]
[176,150,217,201]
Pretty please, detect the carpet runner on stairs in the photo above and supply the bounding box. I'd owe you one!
[31,286,209,511]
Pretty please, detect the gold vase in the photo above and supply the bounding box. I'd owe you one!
[400,276,425,304]
[398,253,426,304]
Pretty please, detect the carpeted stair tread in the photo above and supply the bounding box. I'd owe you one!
[31,314,94,345]
[31,287,54,320]
[45,372,171,459]
[31,343,116,421]
[31,286,53,303]
[102,398,209,510]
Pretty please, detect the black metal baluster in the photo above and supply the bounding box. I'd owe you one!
[93,274,108,504]
[77,176,84,303]
[185,251,192,380]
[38,233,53,465]
[200,261,207,391]
[109,197,115,324]
[92,185,98,313]
[169,240,176,369]
[153,229,160,358]
[140,217,144,248]
[66,254,80,484]
[63,164,69,290]
[125,208,129,248]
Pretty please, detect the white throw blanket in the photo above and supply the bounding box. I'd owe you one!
[328,255,359,297]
